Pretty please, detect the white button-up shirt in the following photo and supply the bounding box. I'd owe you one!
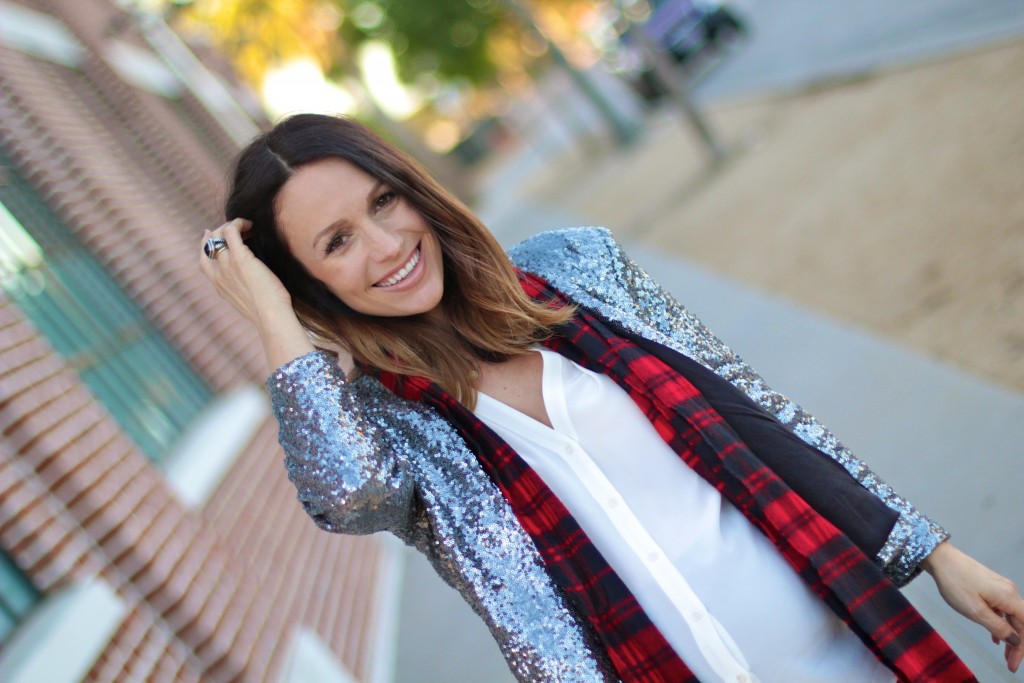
[474,348,895,683]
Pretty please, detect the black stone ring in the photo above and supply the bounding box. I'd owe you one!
[204,237,228,259]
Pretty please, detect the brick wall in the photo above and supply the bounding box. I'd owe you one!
[0,1,391,681]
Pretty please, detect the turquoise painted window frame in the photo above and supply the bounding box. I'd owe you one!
[0,552,39,646]
[0,148,213,462]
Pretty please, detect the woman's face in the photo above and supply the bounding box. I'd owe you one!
[275,158,445,318]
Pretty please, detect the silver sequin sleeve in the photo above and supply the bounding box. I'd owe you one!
[267,351,416,535]
[508,227,949,587]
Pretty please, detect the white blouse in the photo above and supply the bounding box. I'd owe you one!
[473,348,895,683]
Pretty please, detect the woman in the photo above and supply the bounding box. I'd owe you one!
[200,113,1022,682]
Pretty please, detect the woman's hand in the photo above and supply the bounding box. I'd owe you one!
[198,218,315,371]
[922,541,1024,672]
[198,218,291,324]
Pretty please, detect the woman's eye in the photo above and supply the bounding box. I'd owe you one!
[375,190,396,211]
[324,233,346,255]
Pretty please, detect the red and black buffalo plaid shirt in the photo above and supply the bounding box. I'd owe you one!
[376,271,974,682]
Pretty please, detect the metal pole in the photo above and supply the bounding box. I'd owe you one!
[624,17,726,163]
[505,0,640,147]
[546,43,640,147]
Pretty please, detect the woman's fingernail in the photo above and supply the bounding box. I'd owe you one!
[1008,633,1022,647]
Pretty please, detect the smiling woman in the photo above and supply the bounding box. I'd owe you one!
[274,158,445,318]
[213,114,573,406]
[197,113,1024,683]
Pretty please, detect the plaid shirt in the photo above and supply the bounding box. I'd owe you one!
[376,270,974,682]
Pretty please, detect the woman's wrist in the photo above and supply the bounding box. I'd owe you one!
[920,539,955,576]
[256,307,316,372]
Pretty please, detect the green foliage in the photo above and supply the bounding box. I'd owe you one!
[338,0,513,85]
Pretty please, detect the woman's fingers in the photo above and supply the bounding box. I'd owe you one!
[197,219,314,371]
[967,576,1023,671]
[221,218,250,247]
[1005,611,1024,671]
[1008,642,1023,673]
[198,220,253,315]
[202,218,256,272]
[924,542,1024,672]
[953,587,1022,672]
[197,218,293,326]
[975,598,1020,647]
[994,584,1024,647]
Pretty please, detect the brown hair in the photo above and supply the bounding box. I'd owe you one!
[226,114,573,407]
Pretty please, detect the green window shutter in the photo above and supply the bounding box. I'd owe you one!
[0,552,39,645]
[0,148,212,462]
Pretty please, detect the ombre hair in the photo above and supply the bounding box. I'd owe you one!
[225,113,573,406]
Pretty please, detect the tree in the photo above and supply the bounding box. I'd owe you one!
[170,0,524,89]
[170,0,349,85]
[338,0,510,85]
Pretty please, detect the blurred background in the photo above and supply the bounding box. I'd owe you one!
[0,0,1022,681]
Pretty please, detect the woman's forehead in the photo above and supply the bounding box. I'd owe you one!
[276,160,378,244]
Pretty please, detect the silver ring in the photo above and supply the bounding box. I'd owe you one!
[204,237,228,259]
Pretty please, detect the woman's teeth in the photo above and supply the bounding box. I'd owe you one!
[375,247,420,287]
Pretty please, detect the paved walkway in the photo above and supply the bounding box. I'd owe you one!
[691,0,1024,103]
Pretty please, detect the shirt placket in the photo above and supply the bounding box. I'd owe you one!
[556,435,755,683]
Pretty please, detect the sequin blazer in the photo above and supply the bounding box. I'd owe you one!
[268,227,948,682]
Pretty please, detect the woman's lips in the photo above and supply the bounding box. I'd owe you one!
[373,244,422,288]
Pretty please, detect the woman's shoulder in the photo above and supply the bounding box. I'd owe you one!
[506,226,622,276]
[507,226,616,253]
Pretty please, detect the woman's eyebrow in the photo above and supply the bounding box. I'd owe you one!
[312,218,349,251]
[310,180,386,250]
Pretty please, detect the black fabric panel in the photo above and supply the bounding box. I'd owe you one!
[623,328,899,559]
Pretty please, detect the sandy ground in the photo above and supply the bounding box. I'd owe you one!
[508,39,1024,394]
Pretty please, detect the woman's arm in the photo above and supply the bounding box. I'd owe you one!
[267,351,416,535]
[510,227,944,584]
[510,227,1024,671]
[609,243,947,585]
[604,232,1024,672]
[199,219,415,535]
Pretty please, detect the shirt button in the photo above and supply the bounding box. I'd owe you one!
[606,498,620,509]
[647,551,659,563]
[563,444,574,456]
[691,610,703,622]
[737,675,749,683]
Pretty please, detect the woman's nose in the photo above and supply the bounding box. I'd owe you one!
[364,223,402,261]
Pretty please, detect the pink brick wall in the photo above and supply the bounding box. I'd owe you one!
[0,2,390,681]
